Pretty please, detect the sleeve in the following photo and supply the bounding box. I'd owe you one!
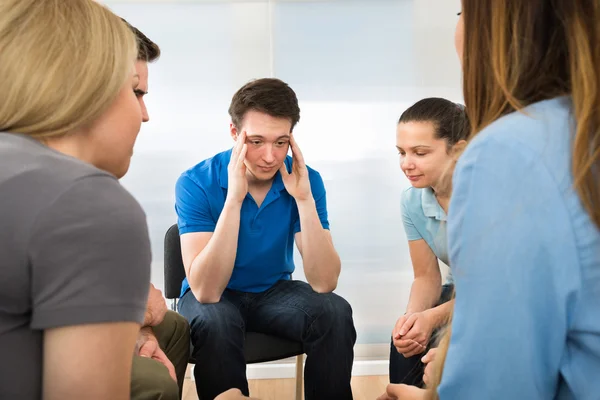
[175,173,216,234]
[293,169,330,234]
[28,175,151,329]
[401,190,423,241]
[437,136,577,399]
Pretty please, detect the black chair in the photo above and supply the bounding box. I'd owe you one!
[163,224,304,399]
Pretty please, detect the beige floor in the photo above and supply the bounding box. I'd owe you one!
[182,375,389,400]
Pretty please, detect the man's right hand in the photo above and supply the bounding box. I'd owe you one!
[226,130,248,205]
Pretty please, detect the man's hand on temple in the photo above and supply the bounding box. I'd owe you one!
[227,130,249,205]
[280,134,312,202]
[143,283,168,327]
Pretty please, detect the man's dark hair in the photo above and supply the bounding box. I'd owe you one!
[228,78,301,131]
[121,18,161,62]
[398,97,470,149]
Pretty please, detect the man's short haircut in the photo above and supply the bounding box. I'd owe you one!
[121,18,160,62]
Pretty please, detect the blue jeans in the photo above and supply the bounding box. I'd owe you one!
[178,279,356,400]
[389,284,454,386]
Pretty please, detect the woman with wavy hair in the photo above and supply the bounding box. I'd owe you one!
[0,1,151,399]
[381,1,600,399]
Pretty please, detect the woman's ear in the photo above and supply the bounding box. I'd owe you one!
[451,139,468,160]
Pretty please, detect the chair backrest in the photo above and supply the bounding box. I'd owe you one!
[163,223,186,300]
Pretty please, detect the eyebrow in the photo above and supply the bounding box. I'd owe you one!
[396,145,432,150]
[247,134,291,140]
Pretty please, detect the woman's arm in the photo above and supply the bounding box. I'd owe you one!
[405,239,443,314]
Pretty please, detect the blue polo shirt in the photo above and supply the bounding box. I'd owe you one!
[401,186,452,283]
[175,148,330,296]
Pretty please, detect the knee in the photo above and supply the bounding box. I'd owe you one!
[188,303,244,346]
[325,294,354,323]
[315,294,355,335]
[159,311,190,340]
[169,311,190,342]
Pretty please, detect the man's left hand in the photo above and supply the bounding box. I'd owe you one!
[280,134,312,201]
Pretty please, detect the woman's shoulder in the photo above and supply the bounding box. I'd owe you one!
[401,186,427,214]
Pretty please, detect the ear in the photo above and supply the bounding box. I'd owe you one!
[451,139,468,160]
[230,123,238,142]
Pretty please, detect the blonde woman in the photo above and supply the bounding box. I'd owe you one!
[0,1,150,399]
[382,0,600,399]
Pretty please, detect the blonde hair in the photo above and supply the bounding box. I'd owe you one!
[0,0,138,139]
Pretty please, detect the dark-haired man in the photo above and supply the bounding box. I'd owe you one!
[175,78,356,400]
[124,20,191,400]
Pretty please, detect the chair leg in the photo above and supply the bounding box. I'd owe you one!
[295,354,303,400]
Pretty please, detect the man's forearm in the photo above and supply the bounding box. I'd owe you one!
[189,200,242,303]
[297,199,341,293]
[405,277,442,314]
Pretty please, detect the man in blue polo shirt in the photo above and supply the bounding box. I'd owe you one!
[175,78,356,400]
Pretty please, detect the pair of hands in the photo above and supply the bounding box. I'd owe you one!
[392,311,435,358]
[377,348,438,400]
[227,131,312,204]
[139,284,175,382]
[136,327,177,383]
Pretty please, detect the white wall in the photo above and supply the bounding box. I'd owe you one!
[107,0,462,345]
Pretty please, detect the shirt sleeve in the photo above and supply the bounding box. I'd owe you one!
[29,175,151,329]
[293,169,330,234]
[175,173,216,234]
[401,190,423,241]
[438,135,578,399]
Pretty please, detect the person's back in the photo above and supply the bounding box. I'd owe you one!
[432,1,600,399]
[0,133,151,398]
[439,96,600,399]
[0,1,151,398]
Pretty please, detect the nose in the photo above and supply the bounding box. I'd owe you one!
[262,145,275,164]
[400,154,414,171]
[140,99,149,123]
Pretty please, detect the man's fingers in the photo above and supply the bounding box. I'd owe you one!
[289,134,306,167]
[279,162,289,177]
[231,131,246,162]
[138,340,157,358]
[237,144,247,169]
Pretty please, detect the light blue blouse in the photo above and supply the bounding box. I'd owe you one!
[401,186,452,282]
[439,97,600,399]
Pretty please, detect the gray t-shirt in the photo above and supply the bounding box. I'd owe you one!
[0,133,151,399]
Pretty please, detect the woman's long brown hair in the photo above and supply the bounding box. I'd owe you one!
[463,0,600,228]
[427,1,600,398]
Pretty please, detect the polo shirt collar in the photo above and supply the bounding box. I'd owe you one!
[421,187,447,221]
